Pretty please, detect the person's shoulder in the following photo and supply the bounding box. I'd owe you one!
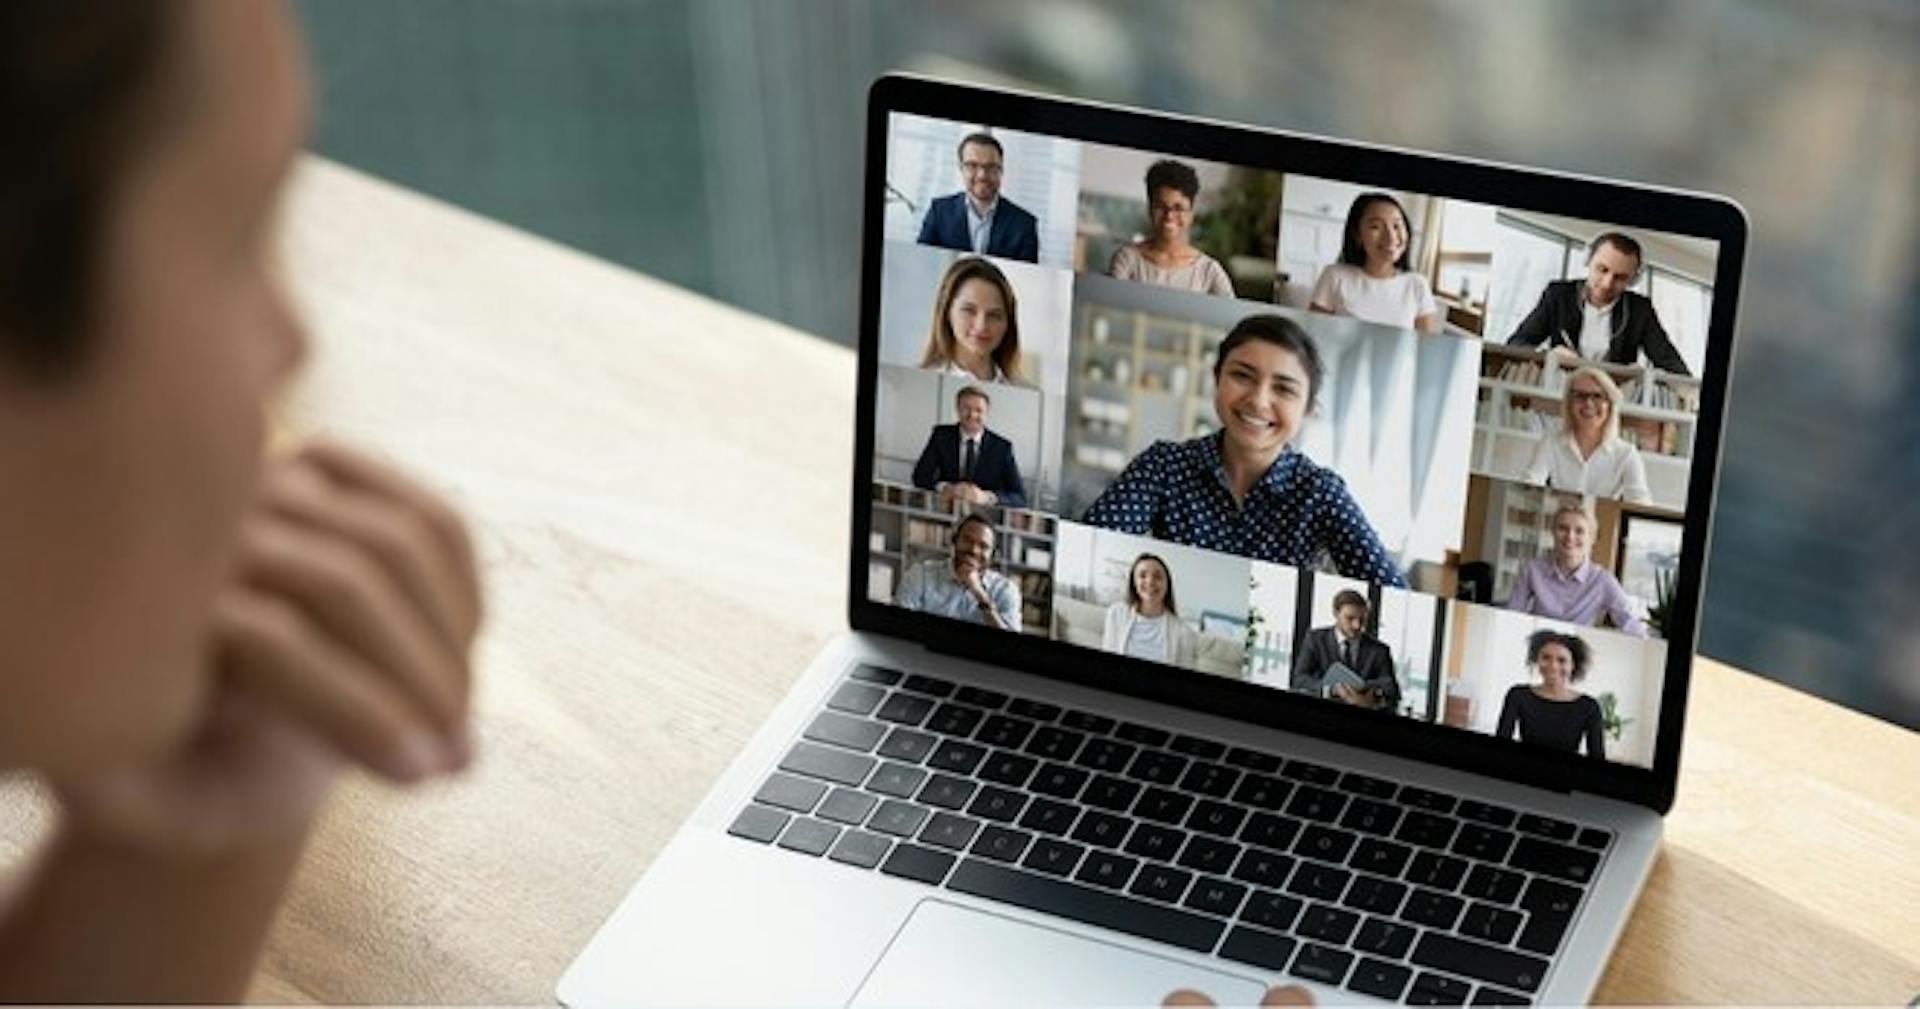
[999,196,1037,223]
[928,192,965,216]
[1504,683,1532,701]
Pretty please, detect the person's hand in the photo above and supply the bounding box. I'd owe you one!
[1547,344,1581,365]
[1332,683,1364,706]
[53,443,483,856]
[1164,983,1314,1007]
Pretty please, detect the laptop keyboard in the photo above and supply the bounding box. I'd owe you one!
[727,664,1612,1006]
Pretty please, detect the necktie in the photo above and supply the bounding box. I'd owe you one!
[963,438,977,481]
[1343,638,1355,668]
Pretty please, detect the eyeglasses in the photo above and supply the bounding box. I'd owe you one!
[1149,203,1193,217]
[960,161,1003,177]
[1568,390,1610,405]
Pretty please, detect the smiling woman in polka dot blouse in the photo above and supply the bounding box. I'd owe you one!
[1083,315,1407,587]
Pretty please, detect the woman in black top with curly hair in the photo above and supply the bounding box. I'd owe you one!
[1497,629,1606,759]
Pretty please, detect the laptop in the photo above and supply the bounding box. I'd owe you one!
[560,74,1745,1007]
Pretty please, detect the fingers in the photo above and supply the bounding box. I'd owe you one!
[1162,991,1215,1007]
[1262,985,1314,1006]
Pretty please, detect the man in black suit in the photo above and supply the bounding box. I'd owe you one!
[1291,590,1400,711]
[1504,232,1691,376]
[911,385,1027,508]
[915,132,1040,263]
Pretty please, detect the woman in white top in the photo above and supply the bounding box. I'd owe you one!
[1106,159,1235,297]
[1100,553,1200,668]
[1521,365,1653,504]
[1308,192,1441,334]
[918,255,1028,385]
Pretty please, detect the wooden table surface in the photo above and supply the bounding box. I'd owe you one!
[5,157,1915,1005]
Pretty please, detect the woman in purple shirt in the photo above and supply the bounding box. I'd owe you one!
[1506,506,1649,638]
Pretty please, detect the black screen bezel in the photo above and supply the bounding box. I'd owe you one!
[850,73,1747,814]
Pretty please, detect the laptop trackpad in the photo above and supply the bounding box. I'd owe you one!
[849,898,1270,1008]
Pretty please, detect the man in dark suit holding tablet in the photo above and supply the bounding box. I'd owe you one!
[916,132,1040,262]
[911,385,1027,508]
[1291,590,1400,711]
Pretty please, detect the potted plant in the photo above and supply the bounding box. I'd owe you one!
[1598,691,1633,743]
[1645,566,1676,636]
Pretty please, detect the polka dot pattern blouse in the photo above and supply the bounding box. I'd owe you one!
[1082,433,1408,587]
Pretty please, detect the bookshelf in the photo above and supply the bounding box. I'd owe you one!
[1471,344,1699,512]
[867,480,1057,634]
[1066,303,1223,478]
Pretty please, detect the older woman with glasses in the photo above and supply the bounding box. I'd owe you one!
[1520,365,1653,505]
[1105,159,1234,297]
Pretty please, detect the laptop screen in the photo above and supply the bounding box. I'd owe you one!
[864,108,1724,773]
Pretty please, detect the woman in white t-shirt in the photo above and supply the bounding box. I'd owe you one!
[1307,192,1442,334]
[1521,365,1654,504]
[1100,553,1200,668]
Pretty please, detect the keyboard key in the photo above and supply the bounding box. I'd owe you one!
[927,739,986,776]
[1024,726,1084,761]
[1295,824,1357,864]
[1514,814,1576,841]
[1123,822,1187,862]
[753,773,827,814]
[1408,971,1472,1005]
[1061,710,1116,734]
[948,858,1225,954]
[1456,800,1518,828]
[1186,800,1248,838]
[1239,889,1303,931]
[1116,722,1171,747]
[1297,902,1360,944]
[1452,824,1517,863]
[971,824,1033,863]
[900,674,955,698]
[1030,762,1090,799]
[1342,874,1407,915]
[866,762,928,798]
[1339,772,1398,799]
[727,804,789,843]
[1075,850,1140,890]
[868,799,931,837]
[1402,888,1464,930]
[977,751,1039,788]
[1398,786,1458,813]
[826,681,886,716]
[1075,738,1138,773]
[1353,917,1417,958]
[1282,759,1342,786]
[817,787,878,825]
[1183,875,1249,917]
[1229,848,1294,888]
[1083,774,1142,812]
[1129,863,1193,903]
[966,785,1027,823]
[1412,932,1551,993]
[974,714,1035,750]
[1460,902,1524,944]
[1471,987,1532,1006]
[1069,811,1132,849]
[1509,836,1600,883]
[916,774,977,811]
[1127,749,1189,786]
[879,842,955,885]
[1022,837,1087,877]
[1240,811,1303,852]
[1397,810,1460,849]
[876,727,937,763]
[1516,877,1581,954]
[779,741,876,786]
[1175,836,1242,875]
[1351,837,1413,878]
[1135,788,1195,825]
[1286,862,1350,901]
[777,817,840,856]
[1017,797,1079,836]
[1219,925,1297,971]
[1286,785,1348,823]
[1463,865,1526,905]
[874,692,934,726]
[1007,698,1062,721]
[1171,735,1226,760]
[849,664,903,685]
[919,812,983,851]
[1180,761,1241,798]
[1231,773,1292,810]
[1576,827,1612,851]
[1407,850,1469,891]
[1347,958,1413,1001]
[1340,797,1403,836]
[1226,747,1283,773]
[1289,942,1353,985]
[827,828,891,868]
[925,702,985,738]
[954,686,1008,709]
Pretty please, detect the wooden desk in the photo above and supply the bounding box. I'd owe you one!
[5,158,1916,1004]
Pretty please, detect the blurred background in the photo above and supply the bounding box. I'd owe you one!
[292,0,1918,731]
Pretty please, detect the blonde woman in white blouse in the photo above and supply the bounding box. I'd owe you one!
[1521,365,1653,504]
[1100,553,1200,668]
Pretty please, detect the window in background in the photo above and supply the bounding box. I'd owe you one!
[1487,214,1571,342]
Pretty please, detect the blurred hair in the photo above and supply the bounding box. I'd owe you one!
[1331,589,1369,615]
[1587,231,1643,272]
[1337,192,1413,272]
[1525,628,1591,682]
[950,512,995,548]
[1125,553,1178,617]
[920,256,1024,383]
[956,131,1003,163]
[1144,159,1200,205]
[0,2,175,379]
[1213,314,1323,412]
[955,384,991,406]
